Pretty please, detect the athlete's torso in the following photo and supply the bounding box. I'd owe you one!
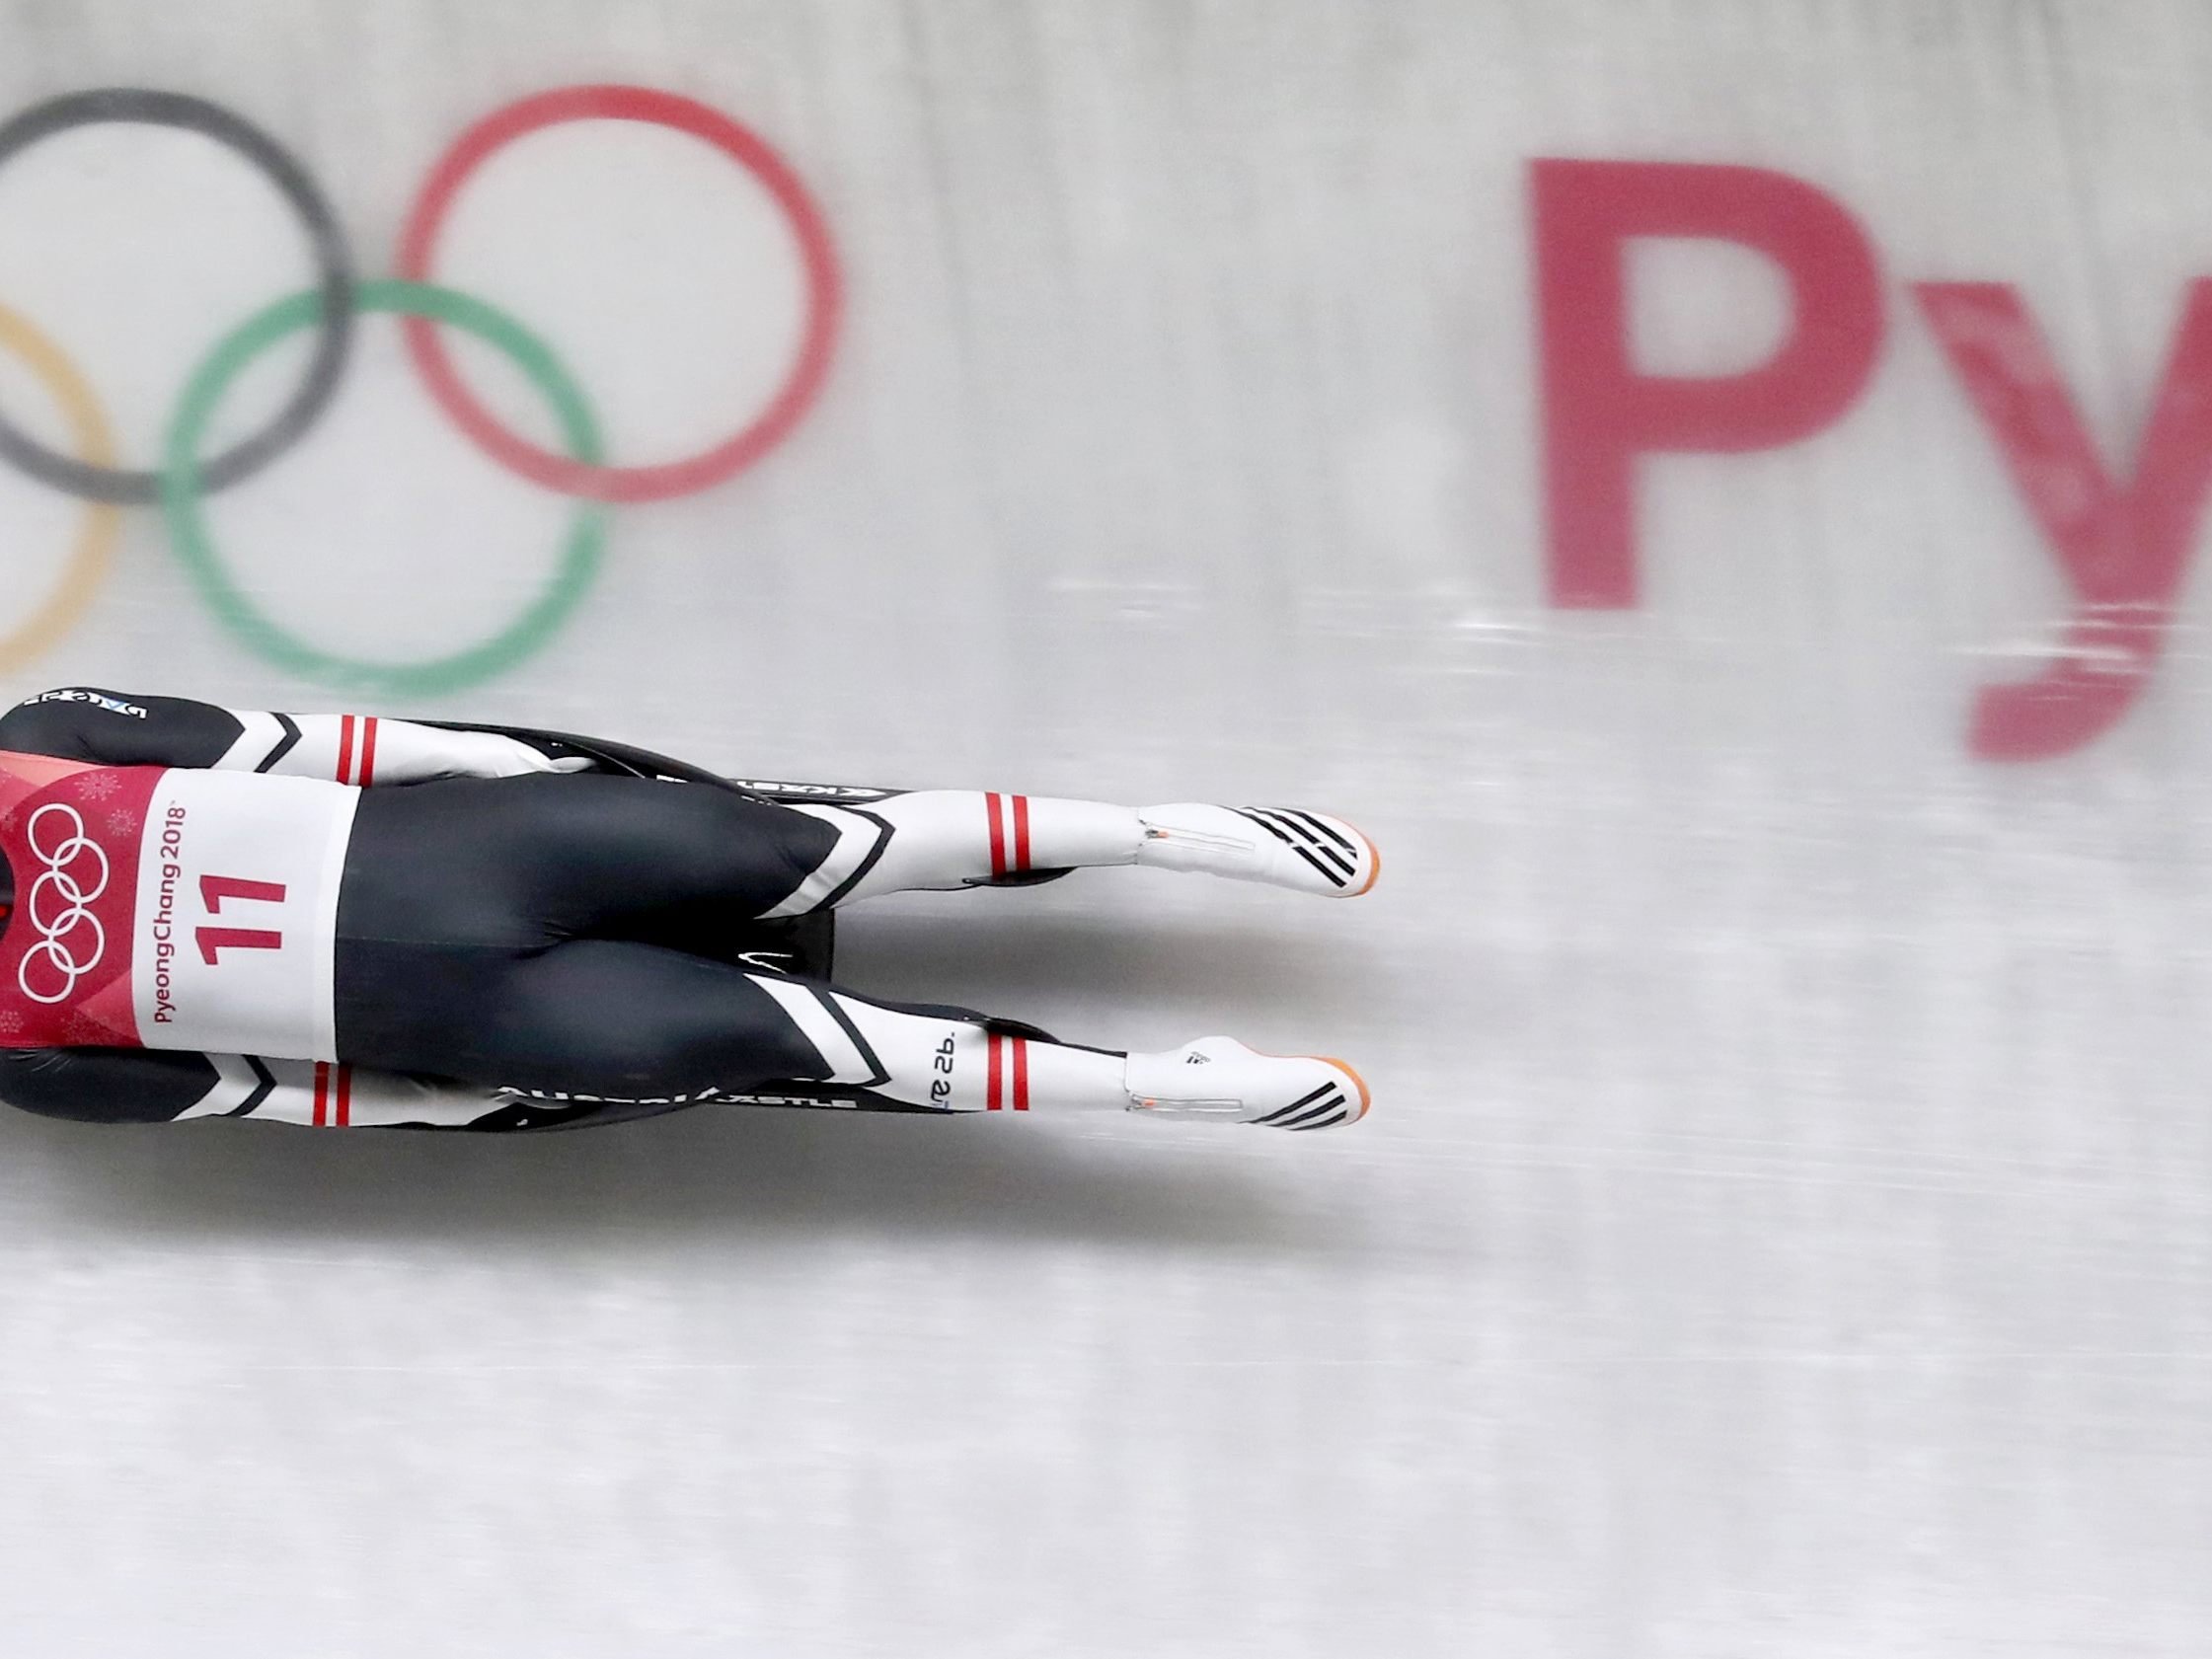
[0,750,358,1057]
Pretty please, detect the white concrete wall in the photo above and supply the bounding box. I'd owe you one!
[0,3,2208,1655]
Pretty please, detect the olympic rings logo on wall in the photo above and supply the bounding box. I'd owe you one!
[0,84,842,695]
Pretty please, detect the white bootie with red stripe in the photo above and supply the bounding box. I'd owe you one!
[1134,803,1379,897]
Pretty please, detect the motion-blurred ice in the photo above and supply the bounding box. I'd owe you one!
[0,3,2208,1655]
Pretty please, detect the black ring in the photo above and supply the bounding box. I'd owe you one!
[0,89,354,505]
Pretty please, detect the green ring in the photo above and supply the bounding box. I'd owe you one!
[162,277,606,697]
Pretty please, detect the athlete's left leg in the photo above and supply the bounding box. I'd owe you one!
[766,791,1381,914]
[346,773,1377,948]
[343,772,843,950]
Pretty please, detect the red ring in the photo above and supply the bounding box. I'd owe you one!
[397,84,840,503]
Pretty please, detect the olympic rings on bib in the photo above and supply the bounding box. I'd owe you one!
[18,802,110,1005]
[0,83,842,691]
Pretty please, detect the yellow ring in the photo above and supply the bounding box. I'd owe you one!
[0,301,119,674]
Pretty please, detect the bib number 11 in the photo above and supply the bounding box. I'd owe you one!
[196,874,288,965]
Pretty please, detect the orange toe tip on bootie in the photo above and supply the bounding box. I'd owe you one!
[1313,1056,1372,1120]
[1348,825,1381,896]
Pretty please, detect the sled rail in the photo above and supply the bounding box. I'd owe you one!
[420,720,899,804]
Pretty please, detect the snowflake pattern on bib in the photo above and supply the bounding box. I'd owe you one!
[62,1009,128,1046]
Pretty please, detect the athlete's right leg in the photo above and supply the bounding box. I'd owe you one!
[338,938,1367,1130]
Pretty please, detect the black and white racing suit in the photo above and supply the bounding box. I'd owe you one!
[0,687,866,1132]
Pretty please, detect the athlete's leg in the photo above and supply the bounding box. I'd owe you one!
[340,940,824,1094]
[769,791,1380,914]
[344,772,840,949]
[337,938,1366,1129]
[346,774,1377,945]
[339,935,1122,1108]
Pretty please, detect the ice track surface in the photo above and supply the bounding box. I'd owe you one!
[2,2,2211,1655]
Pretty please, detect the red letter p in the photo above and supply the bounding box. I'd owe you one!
[1534,159,1884,605]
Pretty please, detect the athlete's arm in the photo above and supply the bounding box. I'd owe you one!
[0,1045,676,1132]
[0,687,584,783]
